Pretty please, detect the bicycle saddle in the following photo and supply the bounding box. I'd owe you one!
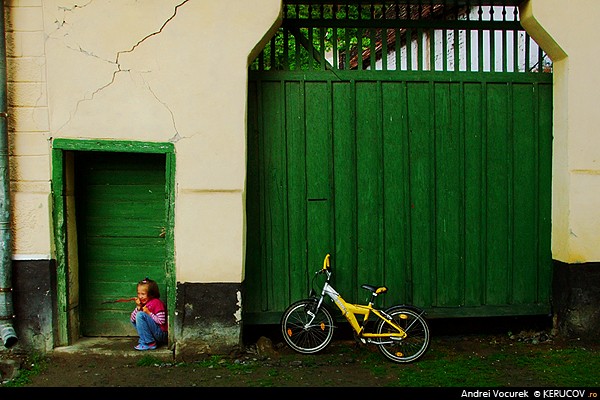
[361,284,388,295]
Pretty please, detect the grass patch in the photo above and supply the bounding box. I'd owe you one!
[191,354,255,374]
[524,347,600,387]
[1,353,47,387]
[136,355,165,366]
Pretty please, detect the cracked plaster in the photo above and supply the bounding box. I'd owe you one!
[43,0,188,139]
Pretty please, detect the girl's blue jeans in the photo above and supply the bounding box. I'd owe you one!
[132,312,167,345]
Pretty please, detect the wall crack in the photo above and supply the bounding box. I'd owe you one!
[58,0,190,134]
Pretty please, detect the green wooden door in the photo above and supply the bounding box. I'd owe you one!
[75,151,168,336]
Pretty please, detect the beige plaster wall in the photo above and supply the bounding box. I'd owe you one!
[6,0,53,260]
[6,0,600,288]
[521,0,600,263]
[7,0,282,281]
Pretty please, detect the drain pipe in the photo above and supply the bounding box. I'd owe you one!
[0,0,17,348]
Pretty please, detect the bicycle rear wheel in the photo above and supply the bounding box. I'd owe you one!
[375,306,430,363]
[281,298,335,354]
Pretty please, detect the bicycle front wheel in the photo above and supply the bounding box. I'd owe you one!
[375,306,430,363]
[281,298,335,354]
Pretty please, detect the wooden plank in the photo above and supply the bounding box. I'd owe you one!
[305,81,332,280]
[245,80,263,312]
[434,81,463,306]
[512,83,537,304]
[355,81,384,291]
[260,81,288,311]
[332,81,358,300]
[406,81,434,307]
[537,82,553,304]
[286,80,309,302]
[485,82,511,305]
[463,82,485,307]
[382,81,410,306]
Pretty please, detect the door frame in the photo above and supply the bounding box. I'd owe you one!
[51,139,176,346]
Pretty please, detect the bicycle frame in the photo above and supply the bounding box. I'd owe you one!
[313,271,408,340]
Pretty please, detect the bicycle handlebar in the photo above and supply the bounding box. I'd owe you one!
[318,253,331,273]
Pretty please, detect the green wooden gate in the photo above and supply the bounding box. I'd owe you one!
[244,1,553,324]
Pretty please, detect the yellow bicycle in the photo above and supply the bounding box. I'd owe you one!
[281,254,430,363]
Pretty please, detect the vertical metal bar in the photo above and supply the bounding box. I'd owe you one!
[502,6,508,73]
[454,3,460,72]
[407,28,413,71]
[513,6,519,72]
[466,2,472,73]
[442,27,447,72]
[395,27,401,71]
[332,5,338,70]
[431,6,437,72]
[370,27,376,70]
[525,32,531,72]
[381,3,388,71]
[0,0,17,349]
[270,35,276,70]
[478,2,484,72]
[320,26,326,70]
[283,28,289,70]
[258,49,264,71]
[308,4,314,70]
[417,28,423,71]
[382,28,388,72]
[357,4,363,70]
[294,4,300,70]
[489,6,495,72]
[345,4,351,70]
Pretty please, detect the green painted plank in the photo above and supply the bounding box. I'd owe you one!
[406,82,434,307]
[82,263,164,282]
[244,80,262,312]
[382,81,410,306]
[512,83,538,304]
[81,310,137,337]
[463,82,485,307]
[332,81,358,300]
[485,82,511,305]
[305,81,332,277]
[355,81,384,290]
[434,81,463,306]
[250,70,553,84]
[83,184,166,199]
[82,219,165,238]
[285,81,310,302]
[53,138,173,154]
[260,81,289,311]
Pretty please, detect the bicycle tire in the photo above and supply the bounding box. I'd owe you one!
[281,298,335,354]
[375,306,430,363]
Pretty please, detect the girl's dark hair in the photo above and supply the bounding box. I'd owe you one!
[138,277,161,299]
